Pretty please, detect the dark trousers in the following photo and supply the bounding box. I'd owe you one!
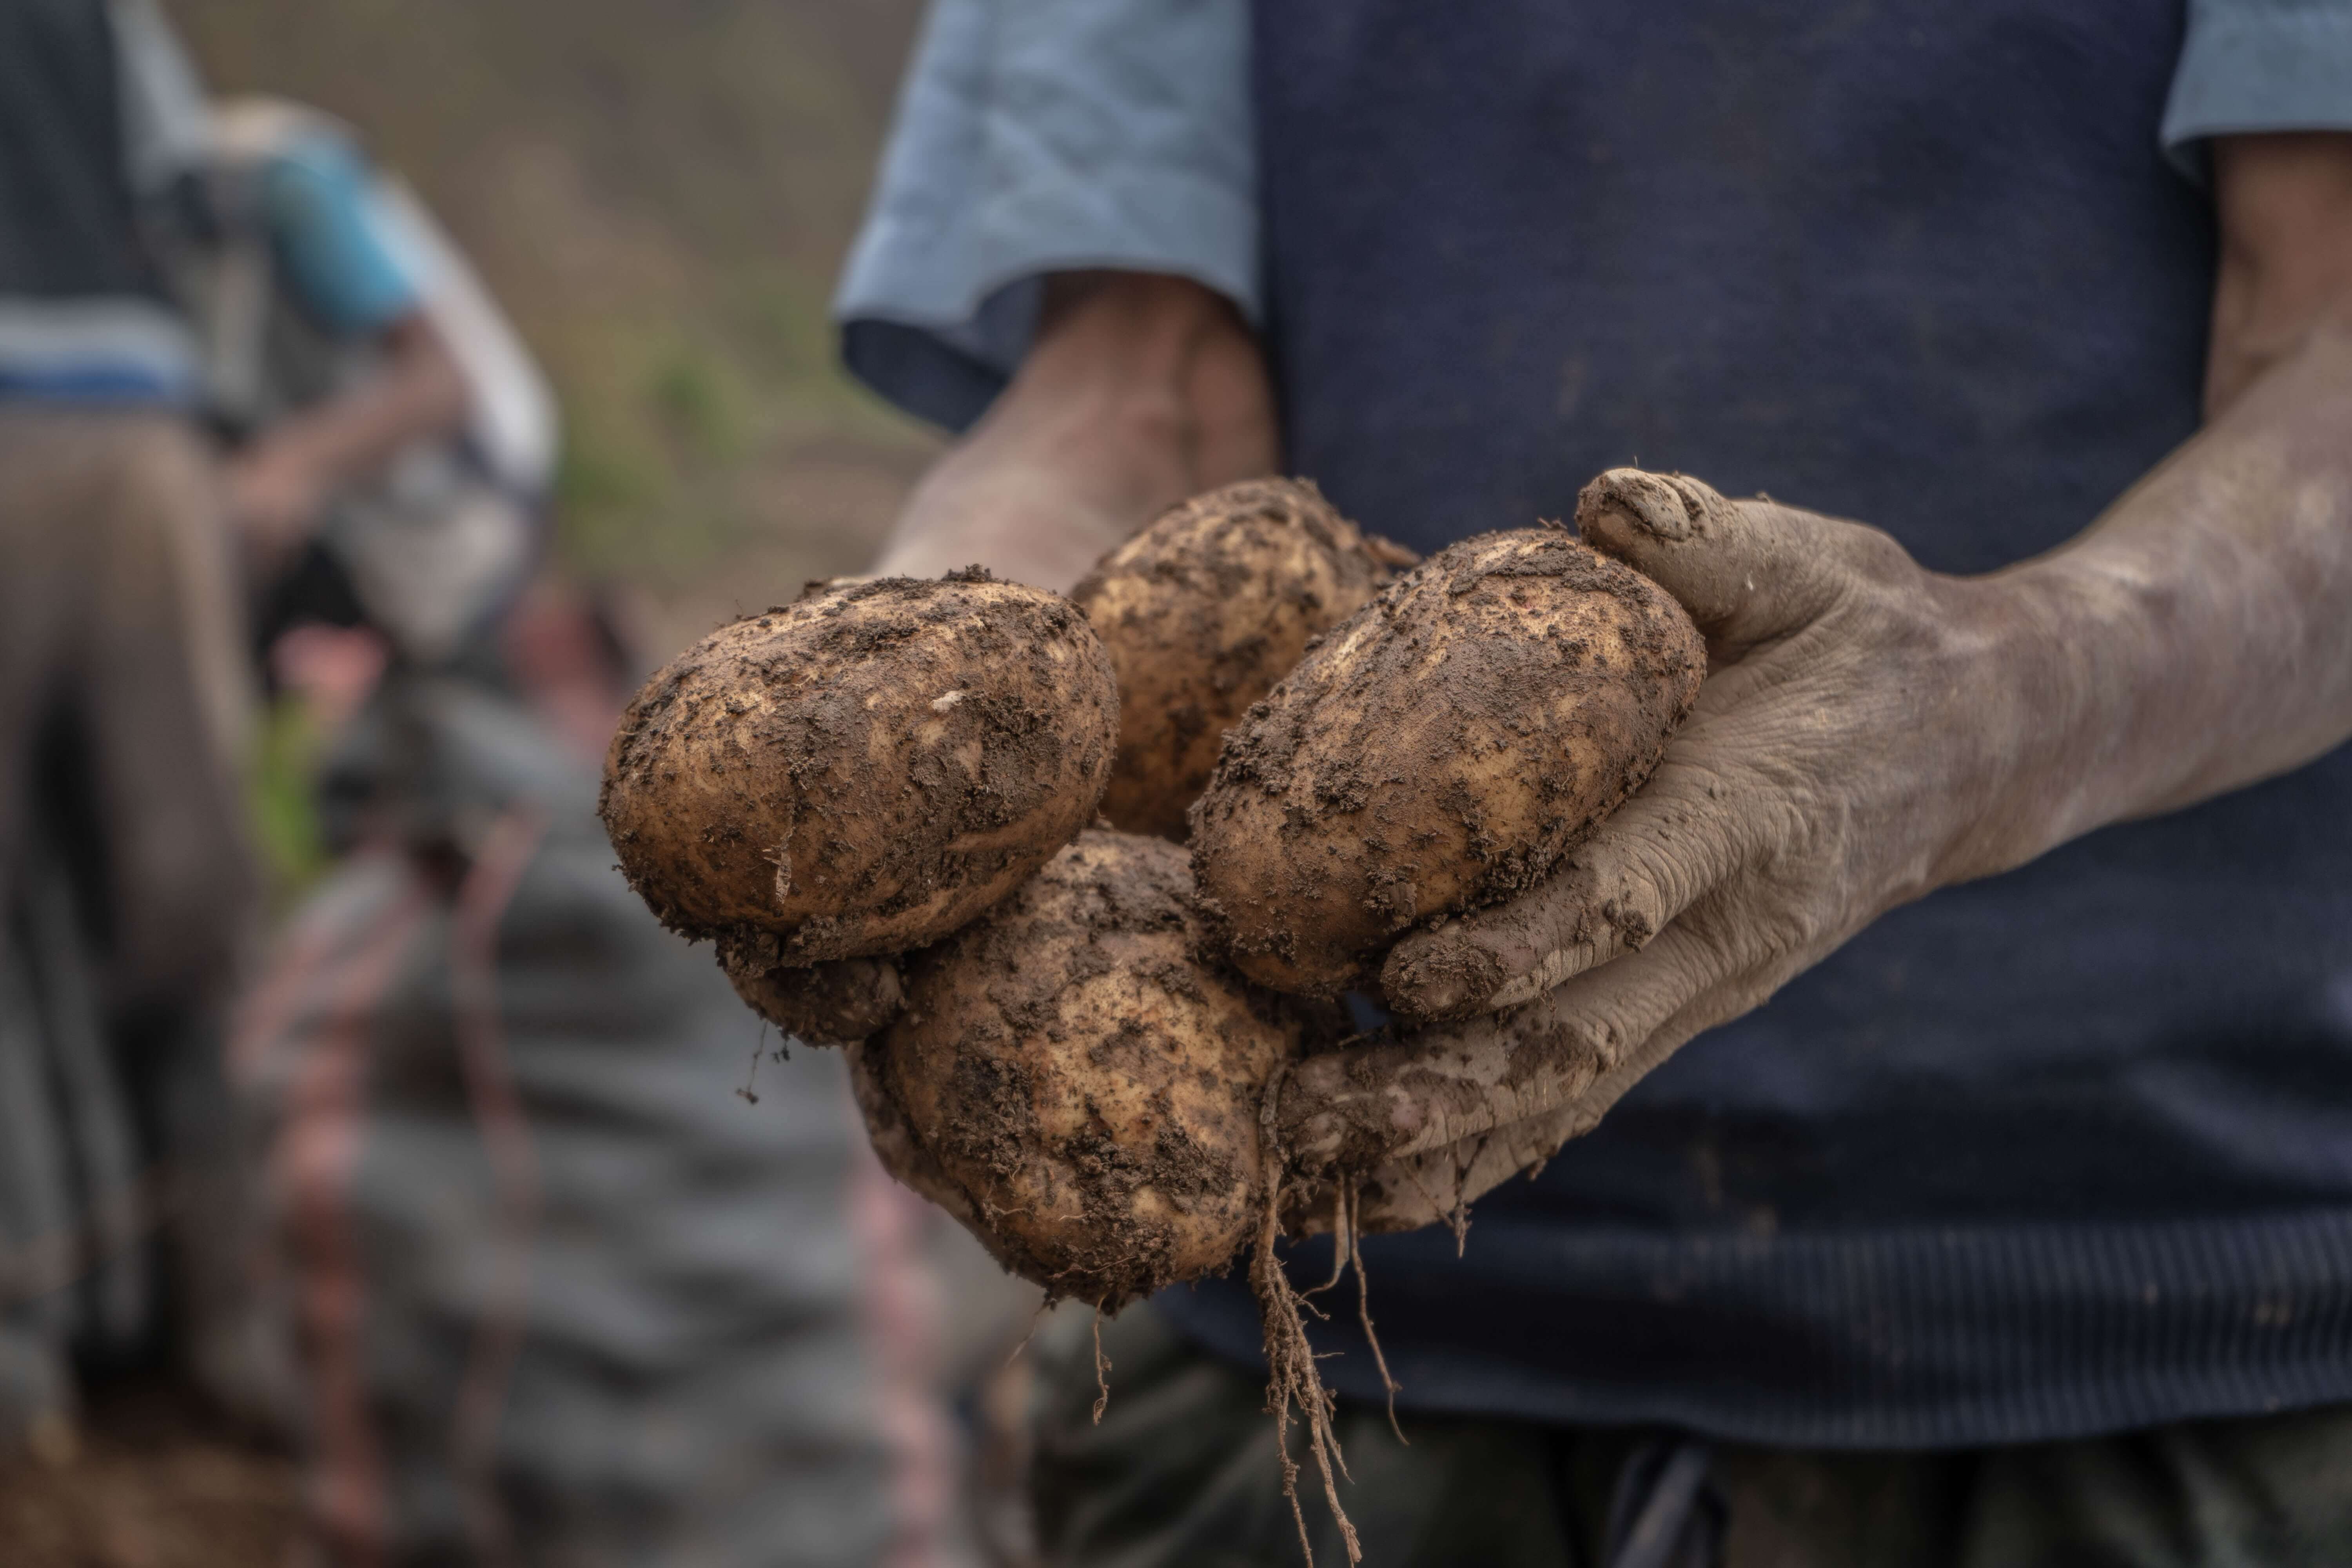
[0,407,256,1444]
[0,407,253,1014]
[1036,1302,2352,1568]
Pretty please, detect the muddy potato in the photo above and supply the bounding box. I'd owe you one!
[846,1036,990,1237]
[600,571,1118,964]
[865,831,1330,1309]
[718,935,906,1045]
[1191,528,1706,996]
[1074,479,1414,839]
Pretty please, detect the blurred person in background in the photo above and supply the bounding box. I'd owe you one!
[184,94,540,677]
[816,0,2352,1564]
[0,0,258,1456]
[184,77,1011,1568]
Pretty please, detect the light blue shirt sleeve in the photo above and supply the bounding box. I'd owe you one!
[262,134,426,336]
[833,0,1256,432]
[2162,0,2352,182]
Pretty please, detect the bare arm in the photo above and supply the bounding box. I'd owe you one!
[869,270,1277,590]
[1291,134,2352,1207]
[1991,132,2352,843]
[227,309,470,564]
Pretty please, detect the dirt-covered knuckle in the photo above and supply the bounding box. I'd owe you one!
[1820,516,1933,595]
[1279,1047,1429,1171]
[1593,813,1713,944]
[1284,1083,1419,1174]
[1385,846,1637,1018]
[1510,1000,1619,1090]
[1283,1008,1583,1173]
[1379,917,1519,1020]
[1388,770,1752,1017]
[1676,875,1829,1005]
[1630,743,1802,895]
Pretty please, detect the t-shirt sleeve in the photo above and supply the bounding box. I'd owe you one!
[2162,0,2352,183]
[833,0,1257,432]
[261,134,426,336]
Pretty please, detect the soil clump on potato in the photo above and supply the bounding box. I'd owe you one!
[600,570,1118,966]
[721,941,906,1044]
[1075,479,1414,840]
[1192,526,1706,996]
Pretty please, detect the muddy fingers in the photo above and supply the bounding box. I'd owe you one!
[1381,742,1770,1020]
[1290,913,1753,1172]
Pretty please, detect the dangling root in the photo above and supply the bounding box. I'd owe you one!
[1345,1177,1405,1446]
[1309,1181,1351,1295]
[1092,1313,1112,1424]
[1254,1068,1361,1566]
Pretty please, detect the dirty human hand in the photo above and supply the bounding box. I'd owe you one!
[1281,466,2072,1211]
[1284,135,2352,1228]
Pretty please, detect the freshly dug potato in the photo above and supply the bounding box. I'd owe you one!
[846,1036,989,1238]
[1191,527,1706,995]
[600,570,1118,964]
[864,831,1332,1309]
[1074,479,1414,839]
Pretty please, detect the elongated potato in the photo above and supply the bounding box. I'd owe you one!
[866,831,1331,1308]
[599,571,1118,964]
[1190,528,1706,995]
[1074,479,1414,839]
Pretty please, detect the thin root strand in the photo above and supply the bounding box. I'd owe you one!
[1255,1070,1361,1566]
[1092,1313,1112,1425]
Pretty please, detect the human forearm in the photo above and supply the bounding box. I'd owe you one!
[249,312,468,495]
[870,271,1277,590]
[1981,330,2352,862]
[1959,133,2352,871]
[227,312,469,564]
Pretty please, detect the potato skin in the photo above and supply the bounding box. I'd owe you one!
[719,937,905,1046]
[869,831,1328,1309]
[599,571,1118,963]
[1074,479,1414,840]
[1190,528,1706,995]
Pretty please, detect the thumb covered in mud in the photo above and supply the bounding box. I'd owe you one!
[1574,466,1842,652]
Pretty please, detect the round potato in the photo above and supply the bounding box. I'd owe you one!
[599,570,1118,963]
[1074,479,1414,839]
[1190,527,1706,995]
[867,831,1329,1309]
[846,1036,989,1239]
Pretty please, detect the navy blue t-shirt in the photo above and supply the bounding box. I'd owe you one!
[1145,0,2352,1448]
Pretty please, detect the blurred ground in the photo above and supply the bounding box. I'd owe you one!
[168,0,942,662]
[0,1377,296,1568]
